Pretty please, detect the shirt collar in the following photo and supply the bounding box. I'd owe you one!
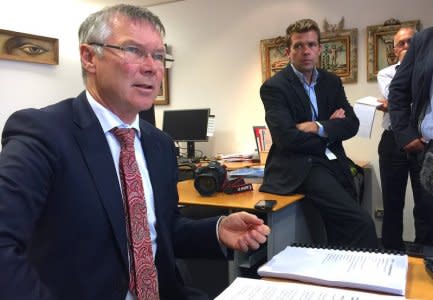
[291,64,319,86]
[86,91,141,137]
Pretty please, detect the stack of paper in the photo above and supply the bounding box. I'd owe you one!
[257,245,408,296]
[218,153,255,162]
[215,277,405,300]
[353,96,381,138]
[228,167,264,178]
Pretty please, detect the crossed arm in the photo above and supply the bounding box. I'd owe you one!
[296,108,346,134]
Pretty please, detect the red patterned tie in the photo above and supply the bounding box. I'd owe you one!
[111,127,159,300]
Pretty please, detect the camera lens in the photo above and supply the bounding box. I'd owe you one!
[194,174,218,196]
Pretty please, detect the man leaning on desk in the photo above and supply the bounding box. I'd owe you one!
[259,18,377,249]
[0,4,270,300]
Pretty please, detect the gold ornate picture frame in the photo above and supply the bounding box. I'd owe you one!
[0,29,58,65]
[260,29,357,83]
[319,28,358,83]
[260,36,288,82]
[366,20,420,81]
[155,70,169,105]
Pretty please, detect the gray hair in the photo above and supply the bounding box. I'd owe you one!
[78,4,165,80]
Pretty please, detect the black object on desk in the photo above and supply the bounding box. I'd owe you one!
[406,243,433,258]
[254,200,276,211]
[424,256,433,278]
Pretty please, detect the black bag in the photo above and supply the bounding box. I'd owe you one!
[420,141,433,195]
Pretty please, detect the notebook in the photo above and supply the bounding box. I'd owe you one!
[257,245,408,296]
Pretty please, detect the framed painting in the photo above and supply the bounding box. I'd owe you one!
[260,36,288,82]
[366,20,420,81]
[155,70,169,105]
[319,28,358,83]
[0,29,58,65]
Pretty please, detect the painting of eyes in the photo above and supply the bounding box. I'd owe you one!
[0,29,58,65]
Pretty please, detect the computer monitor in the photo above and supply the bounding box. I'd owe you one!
[162,108,210,158]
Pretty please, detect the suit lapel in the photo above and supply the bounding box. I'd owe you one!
[423,47,433,99]
[138,122,164,218]
[285,66,313,120]
[72,92,129,272]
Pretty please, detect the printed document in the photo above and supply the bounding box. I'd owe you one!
[215,277,406,300]
[353,96,381,138]
[257,246,408,296]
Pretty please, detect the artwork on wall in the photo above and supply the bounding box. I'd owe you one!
[319,18,358,83]
[366,19,420,81]
[0,29,58,65]
[154,44,172,105]
[260,36,287,82]
[155,70,169,105]
[260,18,357,84]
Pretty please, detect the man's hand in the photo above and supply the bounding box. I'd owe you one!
[330,108,345,119]
[377,98,388,112]
[296,121,318,133]
[403,138,426,153]
[218,212,270,252]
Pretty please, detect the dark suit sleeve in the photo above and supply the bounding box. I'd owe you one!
[260,74,358,156]
[260,81,328,156]
[318,76,359,144]
[0,110,58,300]
[388,32,419,149]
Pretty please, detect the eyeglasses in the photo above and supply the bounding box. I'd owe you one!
[394,38,411,49]
[89,43,174,67]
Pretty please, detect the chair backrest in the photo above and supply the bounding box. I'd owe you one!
[139,105,156,126]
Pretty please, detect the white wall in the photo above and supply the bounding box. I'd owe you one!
[150,0,433,241]
[1,0,432,241]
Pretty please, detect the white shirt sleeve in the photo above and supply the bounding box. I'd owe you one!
[377,64,397,99]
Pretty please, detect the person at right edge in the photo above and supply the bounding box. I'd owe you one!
[388,26,433,248]
[377,27,418,251]
[259,19,378,248]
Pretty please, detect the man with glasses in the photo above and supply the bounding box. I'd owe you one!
[0,4,270,300]
[376,27,418,251]
[259,19,377,248]
[389,26,433,247]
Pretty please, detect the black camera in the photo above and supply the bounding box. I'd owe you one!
[194,161,227,196]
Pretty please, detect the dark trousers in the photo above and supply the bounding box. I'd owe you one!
[299,159,378,249]
[379,130,433,249]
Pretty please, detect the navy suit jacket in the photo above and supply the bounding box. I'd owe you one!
[389,26,433,149]
[0,92,223,300]
[259,66,359,195]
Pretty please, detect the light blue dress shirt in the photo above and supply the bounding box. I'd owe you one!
[420,75,433,141]
[291,65,336,159]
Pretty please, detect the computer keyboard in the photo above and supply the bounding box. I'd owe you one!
[177,157,202,164]
[177,157,193,165]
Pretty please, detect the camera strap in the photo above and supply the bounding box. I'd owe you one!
[221,177,253,194]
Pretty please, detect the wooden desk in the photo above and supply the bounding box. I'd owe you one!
[406,256,433,299]
[195,160,261,171]
[178,180,326,281]
[178,181,303,211]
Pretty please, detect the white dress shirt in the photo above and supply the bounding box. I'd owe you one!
[377,63,398,130]
[86,91,156,300]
